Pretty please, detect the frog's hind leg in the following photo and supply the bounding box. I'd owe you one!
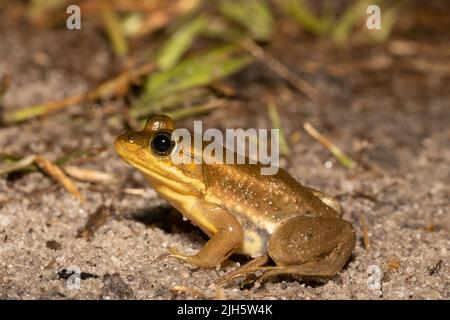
[264,216,356,282]
[217,217,355,286]
[215,254,269,287]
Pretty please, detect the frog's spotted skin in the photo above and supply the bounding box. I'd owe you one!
[114,115,356,285]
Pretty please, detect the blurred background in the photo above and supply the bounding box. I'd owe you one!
[0,0,448,299]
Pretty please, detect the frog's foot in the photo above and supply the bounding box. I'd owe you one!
[216,264,334,287]
[167,247,208,268]
[257,265,332,284]
[168,247,191,263]
[215,255,270,287]
[167,246,231,269]
[216,266,282,287]
[215,257,333,287]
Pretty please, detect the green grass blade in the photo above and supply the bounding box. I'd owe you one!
[156,15,208,71]
[133,45,253,116]
[130,87,212,118]
[332,0,373,44]
[100,2,128,57]
[267,103,290,157]
[366,1,403,42]
[218,0,273,41]
[283,0,330,36]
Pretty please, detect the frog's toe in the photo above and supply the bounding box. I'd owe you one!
[215,272,245,287]
[215,255,270,287]
[167,247,215,268]
[257,267,300,283]
[215,272,255,288]
[167,247,190,261]
[215,266,276,287]
[258,265,334,284]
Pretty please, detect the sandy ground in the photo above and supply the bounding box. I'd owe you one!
[0,15,449,299]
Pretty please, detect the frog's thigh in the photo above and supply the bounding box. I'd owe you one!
[306,187,343,216]
[267,217,355,278]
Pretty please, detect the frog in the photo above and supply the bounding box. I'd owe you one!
[114,115,356,286]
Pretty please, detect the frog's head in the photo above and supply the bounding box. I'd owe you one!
[114,115,205,197]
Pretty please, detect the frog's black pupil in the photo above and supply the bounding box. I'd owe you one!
[151,132,173,155]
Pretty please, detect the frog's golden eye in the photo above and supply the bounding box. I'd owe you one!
[150,131,175,156]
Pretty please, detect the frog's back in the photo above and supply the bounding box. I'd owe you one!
[203,162,340,234]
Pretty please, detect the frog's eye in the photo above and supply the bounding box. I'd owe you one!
[150,131,175,156]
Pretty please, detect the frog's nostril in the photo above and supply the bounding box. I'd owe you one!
[128,135,135,144]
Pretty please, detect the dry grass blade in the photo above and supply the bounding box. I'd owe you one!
[241,38,319,103]
[123,188,147,197]
[27,0,69,27]
[359,213,371,250]
[0,150,100,176]
[266,102,290,157]
[123,188,161,201]
[1,62,155,124]
[0,155,37,176]
[0,74,11,100]
[1,94,84,125]
[209,81,236,97]
[131,7,174,37]
[86,62,156,100]
[63,166,115,183]
[35,155,84,203]
[170,285,207,299]
[303,122,356,168]
[132,0,200,38]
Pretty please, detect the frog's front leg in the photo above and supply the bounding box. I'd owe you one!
[169,203,243,269]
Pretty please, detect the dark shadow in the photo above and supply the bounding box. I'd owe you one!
[128,204,208,241]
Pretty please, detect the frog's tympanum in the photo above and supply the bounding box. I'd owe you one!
[115,115,356,285]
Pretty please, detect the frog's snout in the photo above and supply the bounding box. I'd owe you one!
[114,133,134,156]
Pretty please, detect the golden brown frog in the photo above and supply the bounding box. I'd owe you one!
[114,115,356,285]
